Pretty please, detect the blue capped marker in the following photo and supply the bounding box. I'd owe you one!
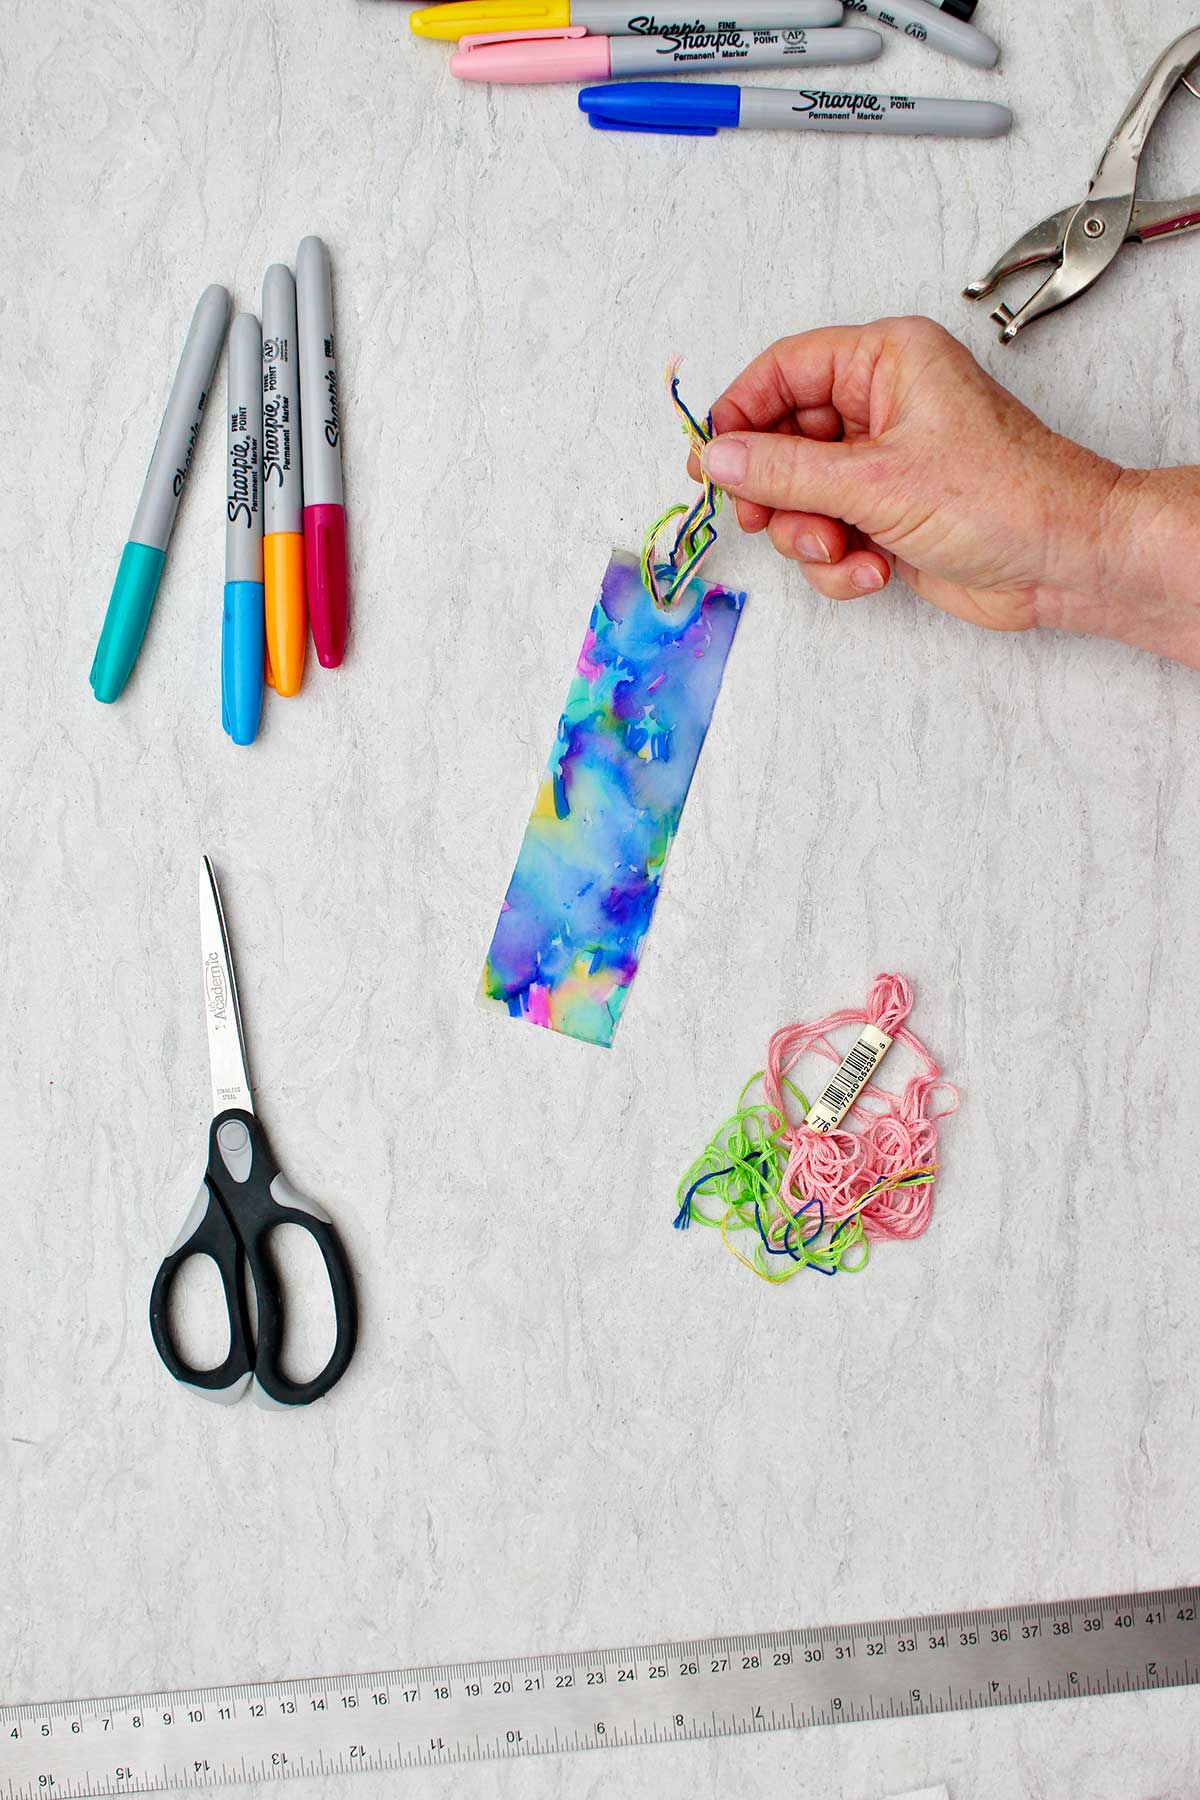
[90,285,230,703]
[580,81,740,136]
[578,81,1012,137]
[222,313,265,746]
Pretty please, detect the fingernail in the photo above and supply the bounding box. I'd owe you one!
[701,439,748,488]
[797,533,831,563]
[852,566,886,593]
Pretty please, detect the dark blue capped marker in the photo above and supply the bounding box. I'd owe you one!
[578,81,741,136]
[578,81,1012,138]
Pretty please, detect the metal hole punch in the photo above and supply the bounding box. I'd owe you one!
[964,24,1200,342]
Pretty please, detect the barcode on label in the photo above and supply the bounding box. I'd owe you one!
[805,1024,893,1133]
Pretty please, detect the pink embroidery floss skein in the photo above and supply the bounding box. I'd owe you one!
[762,974,958,1243]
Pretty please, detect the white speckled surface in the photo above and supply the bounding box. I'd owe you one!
[3,1,1199,1796]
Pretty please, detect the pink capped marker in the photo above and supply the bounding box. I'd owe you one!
[296,236,347,667]
[453,24,608,80]
[449,22,883,82]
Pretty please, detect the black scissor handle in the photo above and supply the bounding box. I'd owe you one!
[149,1176,255,1400]
[208,1110,358,1408]
[150,1112,358,1408]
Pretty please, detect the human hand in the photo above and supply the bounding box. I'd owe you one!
[693,316,1200,664]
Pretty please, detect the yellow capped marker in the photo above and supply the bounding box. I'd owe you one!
[261,264,307,696]
[410,0,842,39]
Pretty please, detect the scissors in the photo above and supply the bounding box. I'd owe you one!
[149,857,358,1407]
[964,24,1200,341]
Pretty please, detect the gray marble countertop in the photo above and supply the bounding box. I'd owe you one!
[3,1,1199,1796]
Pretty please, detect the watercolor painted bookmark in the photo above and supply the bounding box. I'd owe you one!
[481,548,745,1048]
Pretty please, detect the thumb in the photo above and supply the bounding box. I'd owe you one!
[701,431,879,525]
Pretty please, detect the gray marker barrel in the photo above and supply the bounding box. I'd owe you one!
[90,283,231,703]
[296,236,343,508]
[225,314,263,583]
[261,265,303,536]
[609,25,882,73]
[740,87,1012,134]
[575,0,843,27]
[842,0,999,69]
[130,284,231,551]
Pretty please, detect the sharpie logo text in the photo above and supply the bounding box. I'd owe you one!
[323,364,340,449]
[654,25,745,51]
[792,89,885,114]
[172,415,202,498]
[628,13,740,49]
[262,395,292,489]
[227,413,260,527]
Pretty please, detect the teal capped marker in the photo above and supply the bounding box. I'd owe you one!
[90,285,231,703]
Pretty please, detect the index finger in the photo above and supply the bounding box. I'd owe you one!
[710,324,878,436]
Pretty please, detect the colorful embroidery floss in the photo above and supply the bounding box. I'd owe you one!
[639,359,724,609]
[481,370,744,1048]
[675,975,958,1282]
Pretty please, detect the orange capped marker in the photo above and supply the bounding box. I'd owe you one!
[261,264,307,695]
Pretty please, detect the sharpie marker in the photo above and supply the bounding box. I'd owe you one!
[579,80,1012,134]
[262,264,306,697]
[842,0,998,69]
[452,23,881,81]
[91,285,230,703]
[296,236,347,669]
[223,313,265,746]
[412,0,843,42]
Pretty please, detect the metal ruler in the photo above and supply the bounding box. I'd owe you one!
[3,1587,1197,1798]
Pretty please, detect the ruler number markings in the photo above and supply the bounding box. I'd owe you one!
[4,1592,1197,1797]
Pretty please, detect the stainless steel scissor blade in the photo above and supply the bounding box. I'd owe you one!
[964,25,1200,341]
[199,855,253,1117]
